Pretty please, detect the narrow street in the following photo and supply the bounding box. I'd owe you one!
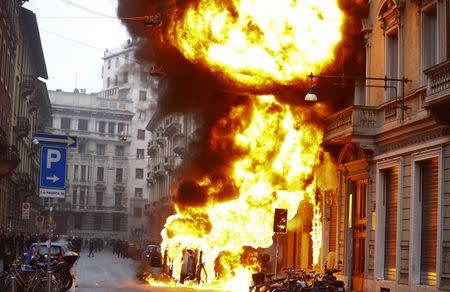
[69,250,192,292]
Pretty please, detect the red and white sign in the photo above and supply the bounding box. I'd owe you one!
[36,216,44,228]
[22,202,30,220]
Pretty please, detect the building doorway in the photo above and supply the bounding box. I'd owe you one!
[351,179,367,292]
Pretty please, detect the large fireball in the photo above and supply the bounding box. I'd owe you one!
[168,0,344,86]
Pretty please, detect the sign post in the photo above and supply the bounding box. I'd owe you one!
[34,133,76,292]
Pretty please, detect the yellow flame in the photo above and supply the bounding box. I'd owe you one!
[159,95,325,290]
[168,0,344,86]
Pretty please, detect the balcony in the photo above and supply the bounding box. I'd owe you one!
[173,134,186,155]
[164,115,182,137]
[164,156,176,172]
[15,117,31,138]
[0,145,20,177]
[156,135,166,147]
[323,105,377,147]
[15,172,31,193]
[147,171,155,186]
[20,74,36,97]
[424,60,450,123]
[154,164,166,179]
[147,141,159,157]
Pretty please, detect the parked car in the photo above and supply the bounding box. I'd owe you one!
[24,242,65,266]
[142,245,162,267]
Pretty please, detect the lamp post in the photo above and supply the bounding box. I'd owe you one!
[306,73,411,121]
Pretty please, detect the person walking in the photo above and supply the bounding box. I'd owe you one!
[88,239,95,257]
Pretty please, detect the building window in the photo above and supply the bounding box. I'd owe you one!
[73,165,78,180]
[96,192,103,206]
[107,77,110,88]
[78,119,88,131]
[422,5,438,71]
[96,144,105,155]
[116,57,119,67]
[74,215,82,230]
[123,71,128,83]
[114,75,118,86]
[386,30,398,100]
[97,167,104,181]
[107,59,111,69]
[419,158,438,285]
[134,208,142,218]
[115,146,124,156]
[80,165,87,181]
[72,189,77,205]
[139,90,147,101]
[108,122,115,134]
[138,111,146,120]
[98,121,106,133]
[115,192,122,206]
[383,167,398,281]
[79,190,85,207]
[136,168,144,179]
[140,71,147,83]
[137,129,145,140]
[94,214,102,230]
[135,188,143,198]
[136,149,144,159]
[112,215,120,231]
[78,143,86,154]
[117,123,125,134]
[61,118,71,129]
[116,168,123,182]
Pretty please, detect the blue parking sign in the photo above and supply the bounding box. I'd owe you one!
[40,146,67,189]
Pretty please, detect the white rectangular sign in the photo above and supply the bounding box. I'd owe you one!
[39,188,65,199]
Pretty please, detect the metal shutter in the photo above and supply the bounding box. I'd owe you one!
[420,158,438,286]
[329,192,337,252]
[384,167,398,280]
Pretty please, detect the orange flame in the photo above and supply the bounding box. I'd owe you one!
[149,0,345,290]
[158,95,325,290]
[167,0,344,87]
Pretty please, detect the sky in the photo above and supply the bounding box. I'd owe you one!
[23,0,130,93]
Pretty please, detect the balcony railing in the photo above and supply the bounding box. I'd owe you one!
[147,141,159,157]
[425,60,450,100]
[164,156,176,172]
[15,117,31,138]
[164,115,182,137]
[20,74,36,97]
[0,145,20,176]
[323,105,378,144]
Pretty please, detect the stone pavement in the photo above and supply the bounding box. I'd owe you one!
[68,249,203,292]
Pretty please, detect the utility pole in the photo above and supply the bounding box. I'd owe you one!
[47,206,53,292]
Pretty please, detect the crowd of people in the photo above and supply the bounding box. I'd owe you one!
[0,231,158,272]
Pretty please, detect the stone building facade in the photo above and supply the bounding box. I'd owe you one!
[145,111,196,243]
[318,1,450,291]
[101,40,156,239]
[45,89,134,238]
[0,2,51,233]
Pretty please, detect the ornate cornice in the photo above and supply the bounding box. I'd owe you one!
[377,127,450,154]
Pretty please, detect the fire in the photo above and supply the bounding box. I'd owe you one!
[167,0,344,87]
[145,0,345,290]
[158,95,325,290]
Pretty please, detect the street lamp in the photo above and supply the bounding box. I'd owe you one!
[305,72,411,120]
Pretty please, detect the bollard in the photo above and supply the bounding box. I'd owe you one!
[9,275,16,292]
[47,269,52,292]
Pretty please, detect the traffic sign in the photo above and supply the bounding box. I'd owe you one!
[40,146,67,190]
[33,133,77,148]
[22,202,30,220]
